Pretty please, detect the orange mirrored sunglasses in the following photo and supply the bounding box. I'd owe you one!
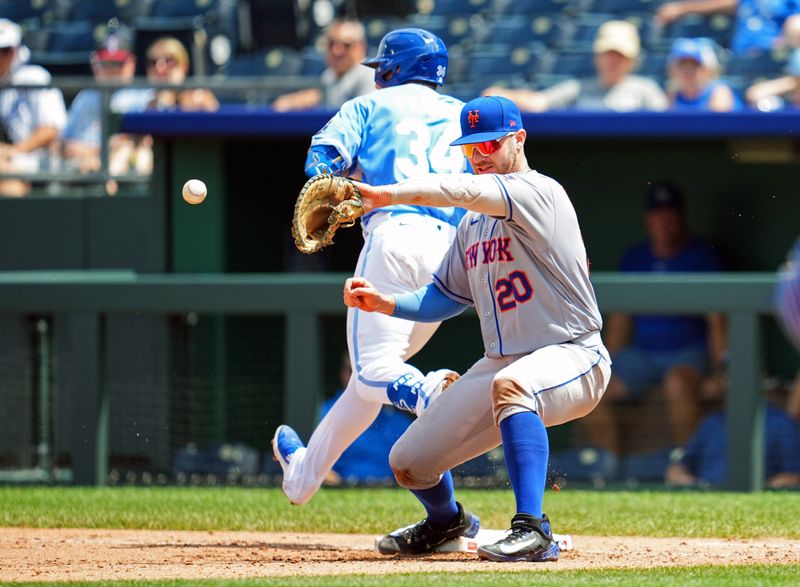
[460,132,516,158]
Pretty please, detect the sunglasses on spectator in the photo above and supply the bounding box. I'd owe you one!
[147,55,178,67]
[0,46,13,55]
[98,59,126,69]
[460,132,517,158]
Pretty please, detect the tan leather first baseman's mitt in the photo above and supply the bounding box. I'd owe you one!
[292,174,364,254]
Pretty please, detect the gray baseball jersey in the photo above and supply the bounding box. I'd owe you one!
[433,169,602,358]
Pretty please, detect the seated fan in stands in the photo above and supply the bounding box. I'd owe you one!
[62,26,154,177]
[145,37,219,112]
[483,20,667,112]
[666,37,739,111]
[272,18,375,111]
[0,18,66,197]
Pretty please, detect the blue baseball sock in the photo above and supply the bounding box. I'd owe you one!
[500,410,548,518]
[410,470,459,526]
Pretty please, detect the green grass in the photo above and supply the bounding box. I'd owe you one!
[1,487,799,538]
[8,565,800,586]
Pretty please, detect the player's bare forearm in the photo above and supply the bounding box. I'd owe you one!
[356,174,506,216]
[14,126,59,153]
[343,277,396,314]
[655,0,737,25]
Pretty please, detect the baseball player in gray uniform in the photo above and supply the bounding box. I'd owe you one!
[343,95,611,562]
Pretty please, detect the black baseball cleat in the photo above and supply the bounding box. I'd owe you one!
[376,502,480,555]
[477,513,560,562]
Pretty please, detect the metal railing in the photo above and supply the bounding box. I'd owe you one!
[0,270,779,491]
[0,76,321,195]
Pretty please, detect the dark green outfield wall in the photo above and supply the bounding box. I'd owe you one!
[532,138,798,272]
[201,137,799,275]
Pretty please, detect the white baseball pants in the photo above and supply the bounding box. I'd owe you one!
[282,211,457,504]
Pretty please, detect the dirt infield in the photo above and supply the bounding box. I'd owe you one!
[2,527,799,582]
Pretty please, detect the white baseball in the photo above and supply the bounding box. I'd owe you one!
[182,179,207,205]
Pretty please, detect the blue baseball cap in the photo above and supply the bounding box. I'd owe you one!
[450,95,523,146]
[645,181,685,211]
[669,37,717,67]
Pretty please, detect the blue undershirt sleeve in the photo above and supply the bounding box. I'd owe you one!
[392,283,468,322]
[304,144,349,177]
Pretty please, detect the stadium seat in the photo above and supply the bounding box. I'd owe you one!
[584,0,655,13]
[723,51,787,81]
[445,81,487,102]
[547,49,597,78]
[657,14,734,50]
[363,16,406,49]
[442,47,470,83]
[299,47,327,76]
[558,14,614,50]
[406,14,474,49]
[44,20,97,53]
[21,26,49,53]
[0,0,54,24]
[420,0,493,16]
[226,47,302,77]
[150,0,240,58]
[27,21,95,77]
[246,0,306,50]
[149,0,214,18]
[53,0,154,21]
[353,0,415,18]
[64,0,125,24]
[492,0,576,16]
[28,52,93,77]
[473,18,566,49]
[467,43,546,86]
[625,13,660,51]
[637,50,669,78]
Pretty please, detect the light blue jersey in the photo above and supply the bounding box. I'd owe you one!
[310,84,468,226]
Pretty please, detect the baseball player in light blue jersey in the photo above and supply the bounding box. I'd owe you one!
[344,96,611,562]
[273,29,468,506]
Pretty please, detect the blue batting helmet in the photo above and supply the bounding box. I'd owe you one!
[362,28,448,88]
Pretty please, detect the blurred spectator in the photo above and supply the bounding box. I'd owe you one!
[484,21,667,112]
[582,181,726,454]
[746,47,800,110]
[666,375,800,488]
[789,372,800,420]
[62,28,154,176]
[667,38,739,110]
[146,37,219,112]
[777,13,800,48]
[776,237,800,352]
[0,18,67,197]
[272,18,374,111]
[655,0,800,56]
[320,353,411,486]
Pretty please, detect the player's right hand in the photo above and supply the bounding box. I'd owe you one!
[352,181,392,213]
[343,277,395,314]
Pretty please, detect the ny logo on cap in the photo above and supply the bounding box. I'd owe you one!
[467,110,479,128]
